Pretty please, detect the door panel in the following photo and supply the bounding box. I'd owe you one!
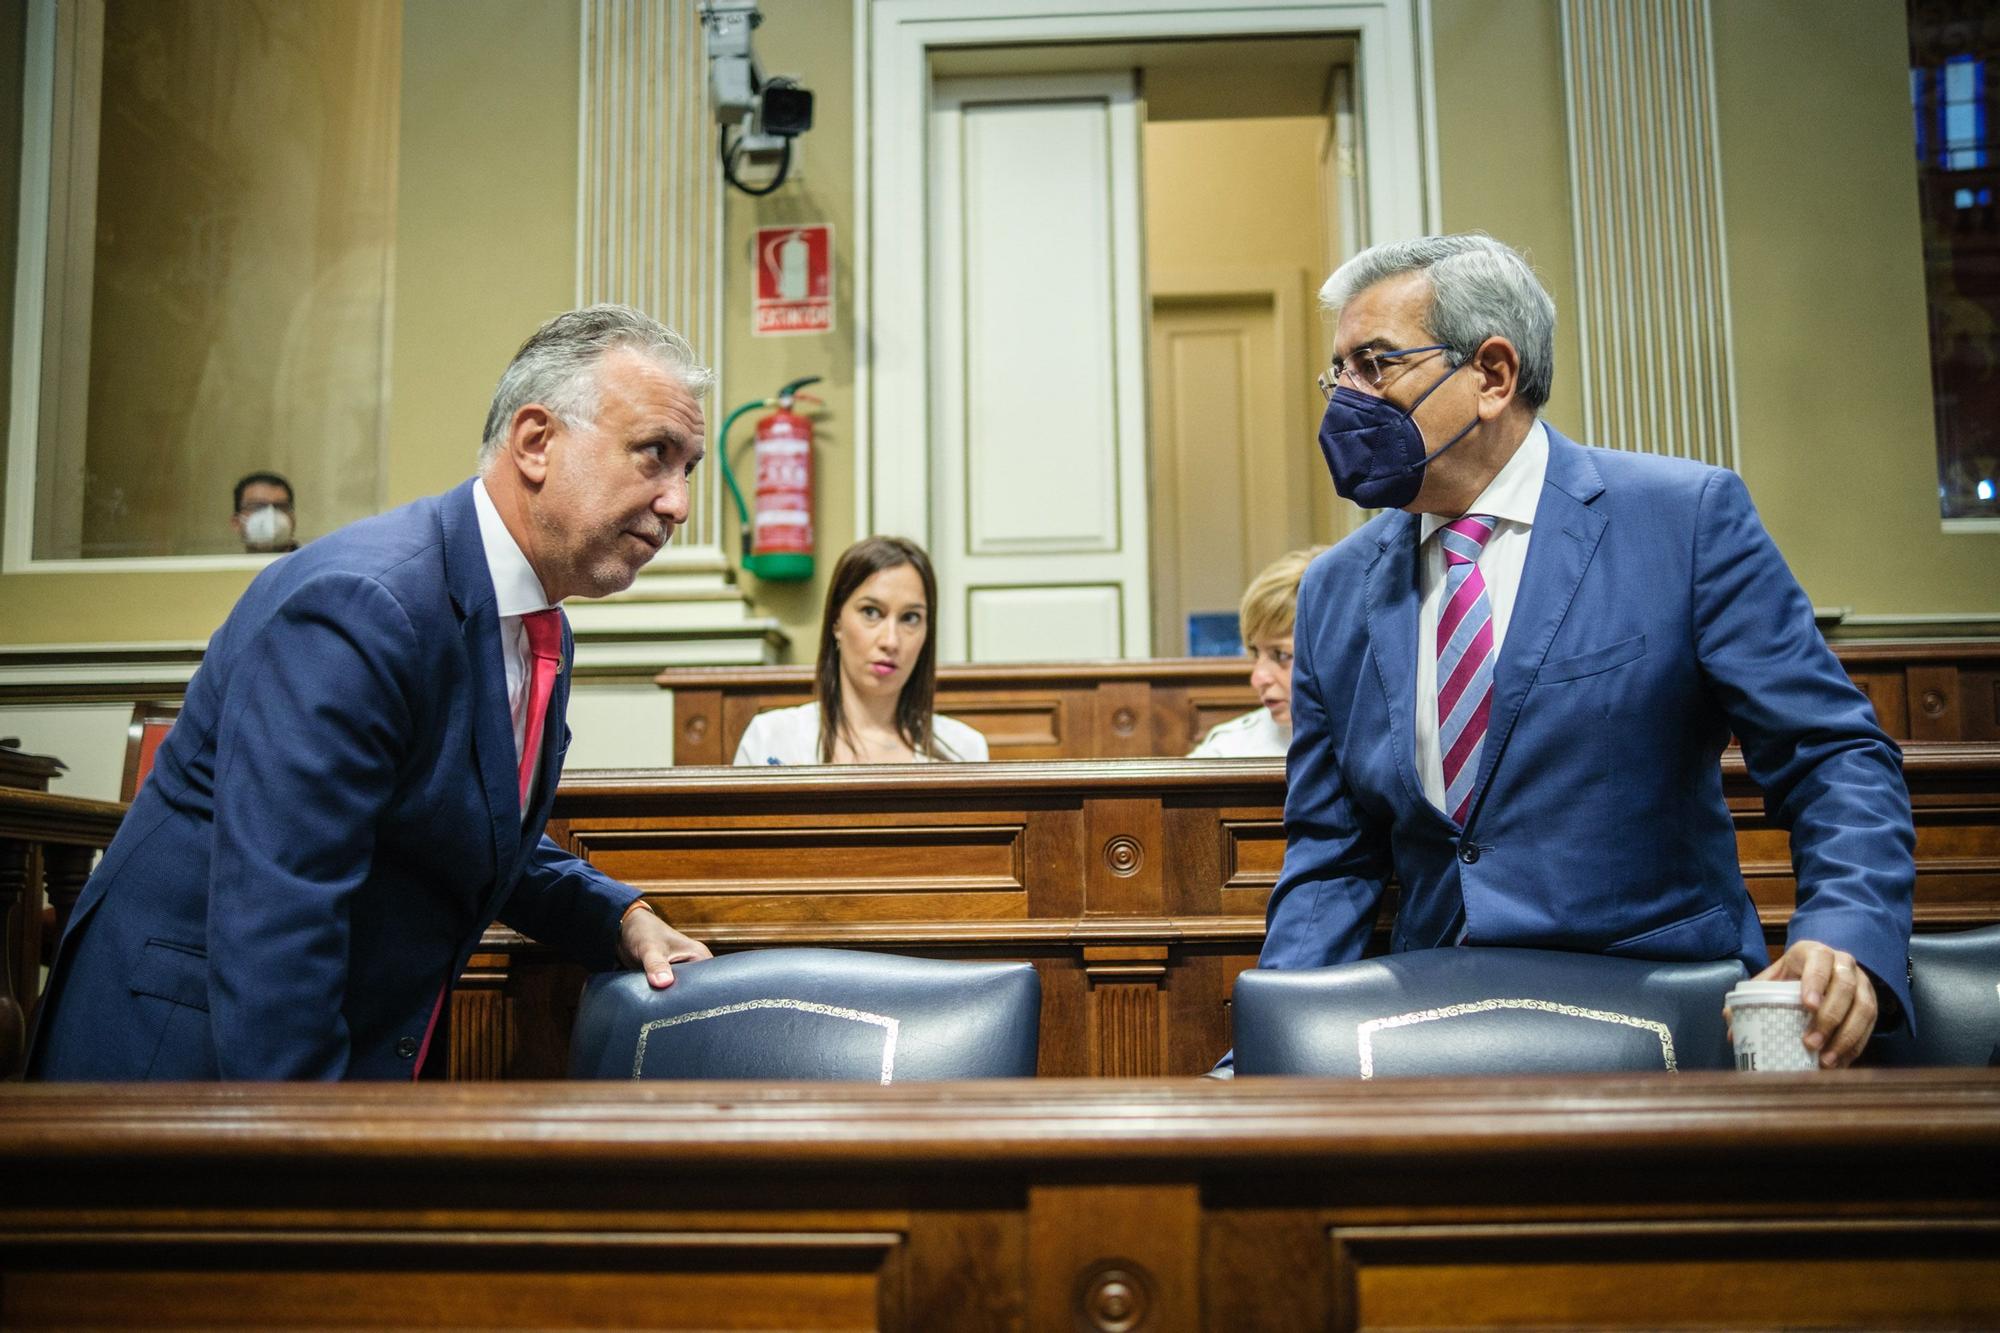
[1148,285,1313,654]
[931,73,1151,662]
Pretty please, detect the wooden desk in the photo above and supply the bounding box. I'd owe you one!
[2,1073,1995,1330]
[658,640,2000,763]
[440,743,2000,1082]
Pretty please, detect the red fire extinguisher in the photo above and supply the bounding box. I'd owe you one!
[720,375,821,581]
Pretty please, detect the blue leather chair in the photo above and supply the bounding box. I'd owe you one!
[1878,925,2000,1067]
[1231,947,1744,1077]
[569,947,1041,1081]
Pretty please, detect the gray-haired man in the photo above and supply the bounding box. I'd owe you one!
[33,306,712,1081]
[1250,234,1913,1071]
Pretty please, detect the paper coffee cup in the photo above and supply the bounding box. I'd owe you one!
[1725,980,1818,1072]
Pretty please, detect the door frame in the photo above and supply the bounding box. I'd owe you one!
[853,0,1442,547]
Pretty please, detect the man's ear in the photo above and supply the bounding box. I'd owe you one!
[507,404,559,485]
[1471,336,1521,420]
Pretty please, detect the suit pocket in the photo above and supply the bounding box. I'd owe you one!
[128,937,210,1011]
[1604,902,1738,962]
[1540,633,1647,684]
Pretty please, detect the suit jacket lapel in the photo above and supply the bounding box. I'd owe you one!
[1465,431,1607,823]
[440,480,521,903]
[1363,511,1436,815]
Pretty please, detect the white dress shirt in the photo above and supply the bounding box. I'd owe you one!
[1414,419,1549,813]
[473,478,559,819]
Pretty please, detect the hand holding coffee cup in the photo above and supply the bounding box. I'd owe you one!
[1726,940,1877,1070]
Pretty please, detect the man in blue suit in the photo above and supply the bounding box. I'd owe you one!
[31,306,713,1080]
[1256,235,1913,1070]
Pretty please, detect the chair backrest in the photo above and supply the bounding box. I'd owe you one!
[1232,947,1745,1077]
[1877,925,2000,1067]
[569,947,1041,1081]
[121,701,182,802]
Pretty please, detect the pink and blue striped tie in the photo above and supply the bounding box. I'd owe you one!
[1438,514,1497,825]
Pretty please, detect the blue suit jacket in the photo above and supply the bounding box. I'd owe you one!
[1260,428,1915,1018]
[29,480,639,1080]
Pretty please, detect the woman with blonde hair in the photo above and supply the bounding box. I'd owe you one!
[734,536,989,765]
[1189,546,1325,758]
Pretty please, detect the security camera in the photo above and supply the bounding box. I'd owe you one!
[757,79,814,140]
[701,1,814,195]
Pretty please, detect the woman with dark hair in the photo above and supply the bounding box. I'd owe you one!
[733,536,989,765]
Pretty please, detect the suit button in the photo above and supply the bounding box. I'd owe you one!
[396,1037,419,1059]
[1458,842,1480,865]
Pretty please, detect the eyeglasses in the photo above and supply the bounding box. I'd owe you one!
[1317,343,1454,401]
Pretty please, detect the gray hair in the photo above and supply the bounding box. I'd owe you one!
[478,304,715,463]
[1319,234,1556,410]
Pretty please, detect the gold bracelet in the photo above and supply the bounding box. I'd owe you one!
[620,898,657,923]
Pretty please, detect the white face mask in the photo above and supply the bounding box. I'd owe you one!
[242,505,294,550]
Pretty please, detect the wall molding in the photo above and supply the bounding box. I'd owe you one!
[574,0,780,660]
[1560,0,1739,469]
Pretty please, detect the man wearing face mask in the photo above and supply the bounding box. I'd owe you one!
[232,472,300,553]
[1244,234,1913,1072]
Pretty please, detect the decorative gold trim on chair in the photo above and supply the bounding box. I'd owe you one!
[634,999,902,1084]
[1356,998,1678,1079]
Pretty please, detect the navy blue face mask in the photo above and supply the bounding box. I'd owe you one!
[1317,359,1479,511]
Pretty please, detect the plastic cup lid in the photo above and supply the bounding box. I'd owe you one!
[1725,979,1804,1005]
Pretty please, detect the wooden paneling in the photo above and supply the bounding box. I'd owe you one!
[0,786,124,1080]
[660,641,2000,764]
[438,743,2000,1082]
[2,1074,1995,1330]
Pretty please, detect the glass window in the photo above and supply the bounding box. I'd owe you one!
[13,0,399,561]
[1908,4,1999,521]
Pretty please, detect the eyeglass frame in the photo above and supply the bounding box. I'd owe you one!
[1316,342,1457,401]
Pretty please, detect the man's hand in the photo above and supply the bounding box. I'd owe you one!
[1735,940,1877,1069]
[616,907,712,989]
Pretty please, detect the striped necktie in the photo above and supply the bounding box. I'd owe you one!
[1438,514,1497,826]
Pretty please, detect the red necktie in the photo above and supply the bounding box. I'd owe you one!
[517,609,563,806]
[414,608,563,1082]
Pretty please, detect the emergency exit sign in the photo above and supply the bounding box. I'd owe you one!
[753,223,833,336]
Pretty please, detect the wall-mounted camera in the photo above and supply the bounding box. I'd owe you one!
[701,1,814,197]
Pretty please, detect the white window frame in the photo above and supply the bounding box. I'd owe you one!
[4,0,390,574]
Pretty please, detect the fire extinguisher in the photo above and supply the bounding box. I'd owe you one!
[718,375,822,581]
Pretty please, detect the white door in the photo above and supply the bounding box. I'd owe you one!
[928,72,1152,662]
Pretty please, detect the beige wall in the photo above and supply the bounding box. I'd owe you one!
[1144,112,1331,432]
[1145,116,1328,284]
[3,0,1989,651]
[386,0,578,504]
[1428,0,1584,434]
[1431,0,1997,617]
[1713,0,1996,617]
[716,0,857,662]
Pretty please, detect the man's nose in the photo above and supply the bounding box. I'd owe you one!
[655,475,690,524]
